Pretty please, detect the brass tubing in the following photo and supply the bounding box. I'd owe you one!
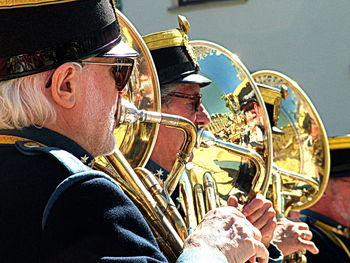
[193,183,206,223]
[160,114,197,196]
[179,172,197,234]
[134,167,188,241]
[213,139,264,186]
[203,172,217,212]
[274,165,320,190]
[119,100,197,196]
[103,149,184,255]
[198,129,267,197]
[271,169,284,219]
[94,162,179,262]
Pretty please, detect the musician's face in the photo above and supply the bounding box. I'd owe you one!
[79,58,126,156]
[331,177,350,227]
[151,83,211,171]
[243,101,262,125]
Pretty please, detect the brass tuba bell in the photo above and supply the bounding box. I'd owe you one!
[176,40,274,227]
[252,70,330,216]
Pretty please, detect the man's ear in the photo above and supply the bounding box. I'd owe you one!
[50,63,80,109]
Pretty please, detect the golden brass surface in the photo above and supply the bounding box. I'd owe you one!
[179,171,197,233]
[181,40,273,224]
[328,134,350,150]
[134,167,188,241]
[252,70,330,212]
[115,10,160,169]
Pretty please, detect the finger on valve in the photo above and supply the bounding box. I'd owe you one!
[242,194,277,247]
[183,207,269,263]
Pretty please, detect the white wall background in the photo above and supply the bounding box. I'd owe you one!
[123,0,350,137]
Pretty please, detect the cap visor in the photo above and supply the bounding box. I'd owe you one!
[174,73,212,88]
[101,40,139,58]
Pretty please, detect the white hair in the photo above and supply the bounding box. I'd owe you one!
[0,70,56,129]
[160,83,179,107]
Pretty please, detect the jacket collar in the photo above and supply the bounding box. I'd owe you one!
[0,126,94,166]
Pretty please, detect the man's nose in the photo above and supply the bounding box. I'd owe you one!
[195,104,211,126]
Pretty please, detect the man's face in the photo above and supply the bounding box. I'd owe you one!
[243,101,262,125]
[77,57,129,156]
[162,83,210,125]
[152,83,211,170]
[330,177,350,226]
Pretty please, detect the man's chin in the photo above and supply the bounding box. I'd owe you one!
[98,137,117,157]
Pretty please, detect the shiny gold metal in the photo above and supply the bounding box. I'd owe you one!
[97,98,199,261]
[178,15,190,33]
[178,40,273,225]
[115,10,160,169]
[179,171,197,233]
[117,99,197,196]
[328,134,350,150]
[252,70,330,213]
[134,167,188,241]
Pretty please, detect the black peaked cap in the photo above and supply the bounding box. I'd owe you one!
[0,0,137,80]
[143,15,211,87]
[328,135,350,177]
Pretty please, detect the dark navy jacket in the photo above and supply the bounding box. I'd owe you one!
[0,127,168,263]
[301,210,350,263]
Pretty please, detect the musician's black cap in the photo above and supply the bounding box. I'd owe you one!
[237,82,258,111]
[0,0,138,81]
[255,83,287,133]
[143,15,211,87]
[328,135,350,177]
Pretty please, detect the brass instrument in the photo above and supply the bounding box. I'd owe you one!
[252,71,330,263]
[176,40,274,225]
[252,70,330,215]
[93,10,198,262]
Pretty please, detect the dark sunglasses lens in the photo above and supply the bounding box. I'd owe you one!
[244,104,254,112]
[195,97,202,111]
[113,59,134,91]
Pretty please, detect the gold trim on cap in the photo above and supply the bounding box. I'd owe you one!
[258,84,281,105]
[143,29,187,51]
[257,83,288,126]
[0,0,77,9]
[143,15,199,69]
[328,135,350,150]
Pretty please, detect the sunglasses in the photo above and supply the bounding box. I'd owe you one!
[167,92,202,112]
[45,57,135,91]
[242,102,256,112]
[81,57,135,91]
